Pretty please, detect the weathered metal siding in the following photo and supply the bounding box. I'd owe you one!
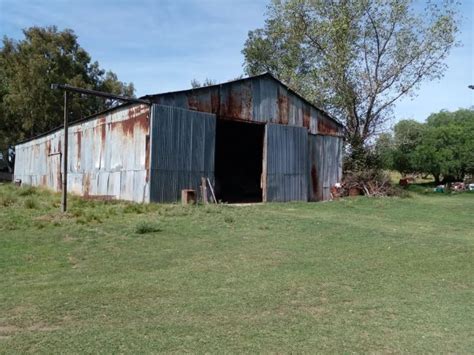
[148,74,344,136]
[264,124,308,202]
[149,104,216,202]
[14,104,151,202]
[308,135,343,201]
[14,132,63,190]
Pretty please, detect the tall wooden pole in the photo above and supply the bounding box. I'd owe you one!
[61,91,68,213]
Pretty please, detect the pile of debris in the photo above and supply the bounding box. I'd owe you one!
[332,170,400,199]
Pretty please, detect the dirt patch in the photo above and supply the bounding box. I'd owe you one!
[0,323,60,336]
[35,213,73,224]
[0,325,19,335]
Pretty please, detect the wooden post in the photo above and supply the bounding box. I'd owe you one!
[61,91,68,213]
[201,177,208,204]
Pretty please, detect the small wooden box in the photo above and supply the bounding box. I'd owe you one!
[181,189,196,205]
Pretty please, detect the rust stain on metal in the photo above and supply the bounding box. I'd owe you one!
[222,89,242,120]
[15,104,151,203]
[303,106,311,129]
[318,117,339,135]
[116,118,134,135]
[219,83,252,121]
[278,93,289,125]
[187,93,199,111]
[240,82,253,120]
[110,109,149,136]
[211,91,219,113]
[96,116,106,147]
[187,92,214,112]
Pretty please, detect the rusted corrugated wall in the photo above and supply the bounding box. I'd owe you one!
[308,135,344,201]
[14,104,151,202]
[149,105,216,202]
[147,73,344,137]
[264,124,308,202]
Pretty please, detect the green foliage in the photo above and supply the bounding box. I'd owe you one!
[373,132,395,170]
[0,26,135,146]
[392,119,425,174]
[17,185,37,196]
[242,0,459,166]
[190,78,217,88]
[377,109,474,182]
[414,109,474,182]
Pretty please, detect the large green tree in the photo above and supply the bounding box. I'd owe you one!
[243,0,459,167]
[380,109,474,183]
[0,26,134,147]
[414,109,474,183]
[391,119,425,175]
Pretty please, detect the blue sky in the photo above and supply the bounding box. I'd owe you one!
[0,0,472,125]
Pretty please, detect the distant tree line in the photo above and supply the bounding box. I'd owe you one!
[374,109,474,184]
[0,26,135,147]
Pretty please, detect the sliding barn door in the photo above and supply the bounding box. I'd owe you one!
[263,124,308,202]
[149,105,216,202]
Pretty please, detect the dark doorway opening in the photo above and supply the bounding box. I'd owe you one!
[214,119,265,203]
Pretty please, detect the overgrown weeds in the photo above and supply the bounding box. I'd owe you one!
[135,221,161,234]
[24,197,39,209]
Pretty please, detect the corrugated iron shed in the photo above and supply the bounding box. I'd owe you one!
[14,73,344,203]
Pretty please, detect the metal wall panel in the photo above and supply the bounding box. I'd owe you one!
[264,124,308,202]
[149,104,216,202]
[14,104,151,202]
[308,135,343,201]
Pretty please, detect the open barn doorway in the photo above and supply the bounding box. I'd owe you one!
[214,119,265,203]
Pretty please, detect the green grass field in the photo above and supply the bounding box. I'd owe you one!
[0,183,473,353]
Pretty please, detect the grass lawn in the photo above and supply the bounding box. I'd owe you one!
[0,183,473,353]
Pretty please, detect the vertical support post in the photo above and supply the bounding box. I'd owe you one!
[201,177,208,204]
[261,124,268,202]
[61,91,68,213]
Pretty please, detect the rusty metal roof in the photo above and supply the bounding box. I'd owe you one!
[17,73,343,146]
[15,102,140,145]
[145,72,343,128]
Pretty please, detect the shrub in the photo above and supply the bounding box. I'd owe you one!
[224,215,235,224]
[0,194,17,207]
[124,203,145,214]
[135,221,161,234]
[24,198,39,209]
[18,186,37,196]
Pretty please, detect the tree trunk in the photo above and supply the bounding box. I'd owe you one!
[345,134,368,171]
